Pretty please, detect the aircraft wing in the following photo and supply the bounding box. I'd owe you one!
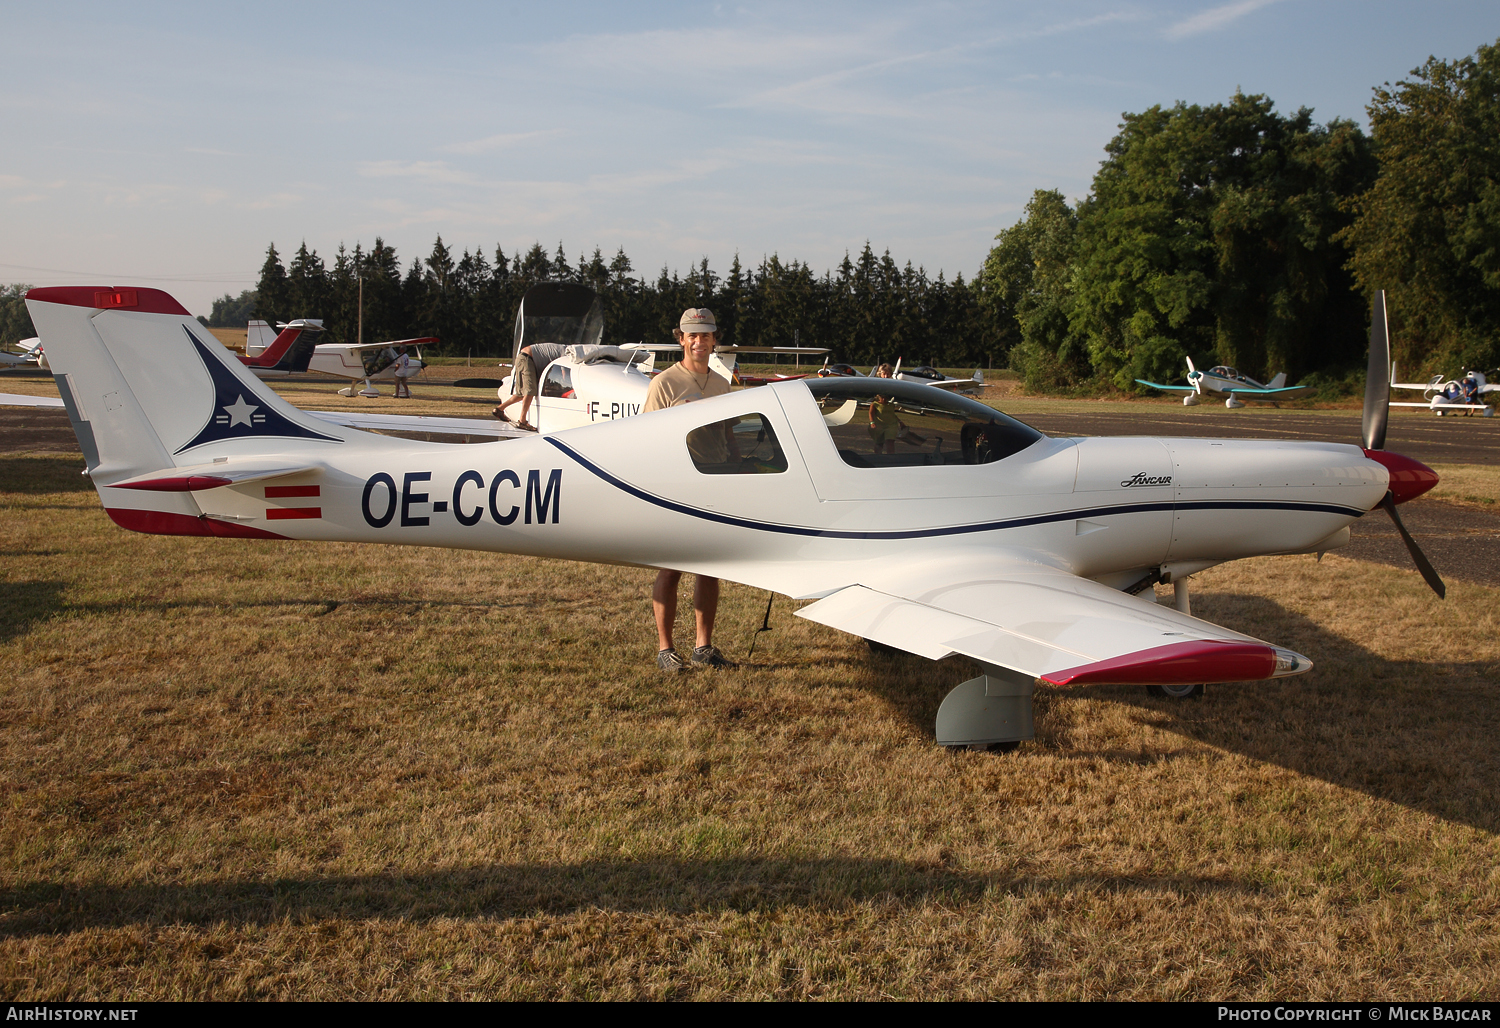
[1133,379,1195,393]
[0,392,64,408]
[788,552,1308,686]
[329,337,439,352]
[307,409,526,439]
[1224,385,1315,399]
[715,346,831,355]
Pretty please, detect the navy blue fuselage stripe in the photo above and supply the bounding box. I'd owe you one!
[545,437,1368,541]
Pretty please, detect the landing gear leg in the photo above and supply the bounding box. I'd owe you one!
[936,663,1034,753]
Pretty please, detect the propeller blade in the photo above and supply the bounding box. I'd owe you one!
[1186,355,1196,374]
[1363,290,1391,451]
[1379,492,1446,599]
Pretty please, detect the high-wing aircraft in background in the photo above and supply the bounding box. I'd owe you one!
[1136,358,1315,408]
[22,284,1443,753]
[238,319,324,378]
[1388,365,1497,417]
[249,319,437,396]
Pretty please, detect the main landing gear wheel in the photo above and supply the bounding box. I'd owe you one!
[1147,683,1205,699]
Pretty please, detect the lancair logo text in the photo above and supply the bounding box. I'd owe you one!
[1120,472,1172,487]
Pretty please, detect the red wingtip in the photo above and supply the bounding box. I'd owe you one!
[1042,640,1278,687]
[1363,449,1439,505]
[25,286,191,317]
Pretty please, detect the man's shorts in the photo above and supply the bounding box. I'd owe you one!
[513,352,539,396]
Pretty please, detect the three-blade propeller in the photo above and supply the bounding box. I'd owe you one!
[1363,290,1445,599]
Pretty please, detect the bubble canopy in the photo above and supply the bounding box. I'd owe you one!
[803,377,1043,468]
[512,283,604,357]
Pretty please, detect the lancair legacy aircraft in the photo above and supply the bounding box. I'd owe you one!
[22,286,1442,751]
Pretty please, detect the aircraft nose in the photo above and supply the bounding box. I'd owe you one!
[1363,449,1439,505]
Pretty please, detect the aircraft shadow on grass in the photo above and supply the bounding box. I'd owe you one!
[852,592,1500,834]
[0,580,67,644]
[0,860,1267,937]
[0,456,94,494]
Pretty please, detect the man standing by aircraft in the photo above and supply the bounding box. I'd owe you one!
[645,308,735,672]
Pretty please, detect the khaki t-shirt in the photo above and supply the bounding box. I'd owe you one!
[643,362,730,412]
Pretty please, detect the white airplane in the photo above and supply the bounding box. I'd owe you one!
[891,358,985,394]
[21,284,1443,752]
[258,316,436,397]
[463,282,827,433]
[1,337,43,366]
[1136,358,1315,408]
[239,319,324,378]
[1389,365,1497,417]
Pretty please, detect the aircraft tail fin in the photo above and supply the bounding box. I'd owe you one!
[24,287,344,536]
[246,319,278,356]
[244,319,323,372]
[1268,372,1287,389]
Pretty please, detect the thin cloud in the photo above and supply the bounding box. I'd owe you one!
[442,129,566,155]
[1165,0,1285,40]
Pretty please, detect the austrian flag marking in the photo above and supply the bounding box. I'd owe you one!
[265,484,321,521]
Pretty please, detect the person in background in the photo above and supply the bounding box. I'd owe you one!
[393,347,414,398]
[493,341,569,431]
[645,308,735,672]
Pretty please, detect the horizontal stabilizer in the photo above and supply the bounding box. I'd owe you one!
[0,392,64,408]
[308,409,526,439]
[110,460,323,492]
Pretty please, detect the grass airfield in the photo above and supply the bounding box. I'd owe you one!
[1,368,1499,999]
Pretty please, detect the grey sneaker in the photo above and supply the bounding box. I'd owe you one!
[690,645,736,668]
[657,648,688,673]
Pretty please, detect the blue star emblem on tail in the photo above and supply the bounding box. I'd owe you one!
[176,326,341,453]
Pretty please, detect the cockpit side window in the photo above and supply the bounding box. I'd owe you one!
[688,413,789,475]
[541,363,574,398]
[806,379,1042,468]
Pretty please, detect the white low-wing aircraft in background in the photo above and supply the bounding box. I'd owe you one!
[22,285,1443,752]
[1,338,43,366]
[891,358,985,394]
[1389,365,1497,417]
[1137,358,1315,408]
[456,282,829,434]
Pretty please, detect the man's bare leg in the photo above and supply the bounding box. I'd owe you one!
[693,575,719,648]
[654,569,683,651]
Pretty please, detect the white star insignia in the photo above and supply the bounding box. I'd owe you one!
[222,394,260,428]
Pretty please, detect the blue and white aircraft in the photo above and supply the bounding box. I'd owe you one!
[1137,357,1315,408]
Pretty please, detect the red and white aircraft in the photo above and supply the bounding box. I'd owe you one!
[22,285,1442,751]
[239,318,323,378]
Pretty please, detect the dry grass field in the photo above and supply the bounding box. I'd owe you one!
[2,403,1499,999]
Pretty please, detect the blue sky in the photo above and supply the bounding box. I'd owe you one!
[4,1,1498,316]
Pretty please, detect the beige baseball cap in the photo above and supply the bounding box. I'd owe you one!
[679,308,717,335]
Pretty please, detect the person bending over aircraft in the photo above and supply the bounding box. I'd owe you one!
[645,308,736,672]
[493,341,569,430]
